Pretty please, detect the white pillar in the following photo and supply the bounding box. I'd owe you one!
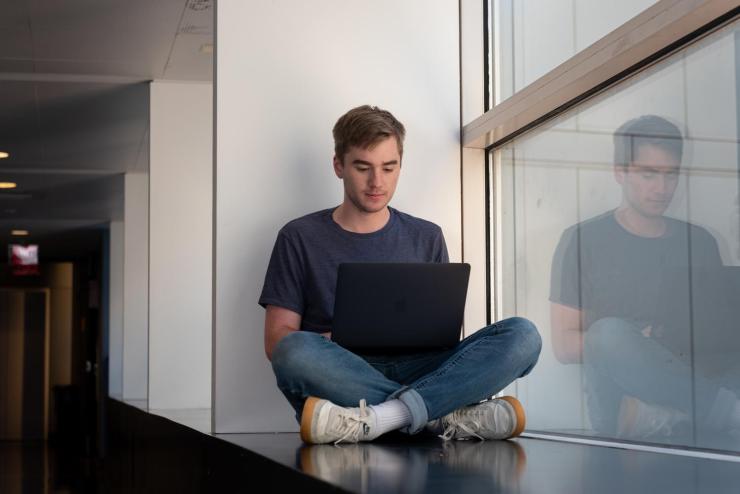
[108,220,124,398]
[123,173,149,401]
[148,81,213,411]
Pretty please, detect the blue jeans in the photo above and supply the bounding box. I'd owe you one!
[270,317,542,433]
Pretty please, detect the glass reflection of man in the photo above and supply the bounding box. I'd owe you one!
[549,115,740,443]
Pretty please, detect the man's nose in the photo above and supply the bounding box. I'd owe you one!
[656,174,673,194]
[368,169,383,187]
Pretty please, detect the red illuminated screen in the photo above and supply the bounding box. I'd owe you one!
[9,244,39,276]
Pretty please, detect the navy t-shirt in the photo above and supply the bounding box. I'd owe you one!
[258,207,449,333]
[550,210,723,358]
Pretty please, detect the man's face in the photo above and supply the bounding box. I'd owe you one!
[614,144,680,218]
[333,137,401,214]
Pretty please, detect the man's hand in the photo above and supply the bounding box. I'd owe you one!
[264,305,301,361]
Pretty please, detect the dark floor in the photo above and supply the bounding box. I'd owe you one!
[221,432,740,494]
[4,400,740,494]
[0,440,100,494]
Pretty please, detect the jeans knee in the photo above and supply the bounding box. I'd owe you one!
[585,317,634,355]
[506,317,542,365]
[271,330,321,377]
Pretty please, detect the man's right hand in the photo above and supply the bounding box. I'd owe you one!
[264,305,302,361]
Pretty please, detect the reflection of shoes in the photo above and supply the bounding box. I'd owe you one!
[617,396,688,439]
[428,396,525,440]
[300,397,377,444]
[434,439,527,487]
[299,444,427,493]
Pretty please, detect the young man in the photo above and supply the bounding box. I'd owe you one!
[550,115,740,441]
[259,105,541,445]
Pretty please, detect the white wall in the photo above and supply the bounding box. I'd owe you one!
[148,81,212,410]
[123,173,149,401]
[216,0,462,432]
[108,220,124,398]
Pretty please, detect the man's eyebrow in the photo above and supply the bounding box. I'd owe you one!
[633,164,678,173]
[351,159,399,166]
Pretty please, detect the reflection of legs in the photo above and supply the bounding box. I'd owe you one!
[584,317,738,437]
[433,440,527,489]
[270,331,401,421]
[299,444,428,494]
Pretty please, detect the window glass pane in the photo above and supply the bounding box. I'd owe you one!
[492,0,658,104]
[496,20,740,452]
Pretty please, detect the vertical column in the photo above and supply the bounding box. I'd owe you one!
[123,173,149,402]
[108,221,124,398]
[148,81,212,411]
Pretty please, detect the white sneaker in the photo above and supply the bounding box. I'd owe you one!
[300,397,378,444]
[299,444,414,490]
[428,396,526,441]
[616,395,689,439]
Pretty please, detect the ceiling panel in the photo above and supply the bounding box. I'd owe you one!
[0,81,43,165]
[0,27,33,59]
[29,0,185,79]
[0,1,31,29]
[37,82,149,172]
[0,173,124,222]
[164,33,213,81]
[0,60,35,72]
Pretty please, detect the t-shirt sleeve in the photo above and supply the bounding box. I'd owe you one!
[258,229,305,314]
[550,226,582,309]
[434,227,450,263]
[691,226,724,267]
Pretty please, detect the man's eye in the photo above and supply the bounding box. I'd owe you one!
[641,172,656,179]
[383,168,394,172]
[357,167,369,172]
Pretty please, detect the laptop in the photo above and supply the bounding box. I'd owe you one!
[656,266,740,373]
[331,263,471,353]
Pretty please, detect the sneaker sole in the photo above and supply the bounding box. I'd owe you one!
[300,396,322,443]
[499,396,526,438]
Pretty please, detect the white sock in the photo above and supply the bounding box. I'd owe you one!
[369,399,412,435]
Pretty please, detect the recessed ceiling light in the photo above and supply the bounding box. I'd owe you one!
[0,182,17,189]
[0,152,8,159]
[11,230,29,236]
[200,43,213,54]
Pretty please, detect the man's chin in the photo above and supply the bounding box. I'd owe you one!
[638,206,669,218]
[361,204,389,214]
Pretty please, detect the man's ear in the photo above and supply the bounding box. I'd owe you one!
[333,155,344,179]
[614,164,627,185]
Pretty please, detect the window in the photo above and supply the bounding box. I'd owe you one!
[474,2,740,454]
[491,0,658,103]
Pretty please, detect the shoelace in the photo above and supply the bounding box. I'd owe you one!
[333,399,372,445]
[440,408,485,441]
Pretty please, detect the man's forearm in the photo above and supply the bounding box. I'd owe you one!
[553,328,583,364]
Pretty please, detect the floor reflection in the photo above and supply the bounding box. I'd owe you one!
[0,441,99,494]
[297,438,527,494]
